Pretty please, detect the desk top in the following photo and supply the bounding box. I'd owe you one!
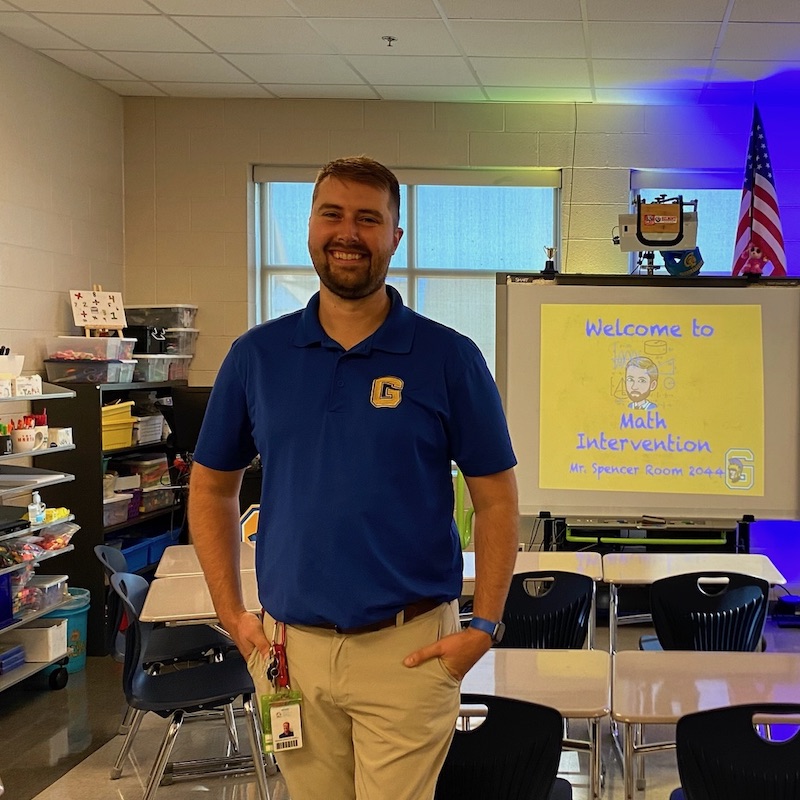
[462,550,603,590]
[602,552,785,585]
[462,648,610,718]
[155,542,256,578]
[612,650,800,724]
[141,572,260,624]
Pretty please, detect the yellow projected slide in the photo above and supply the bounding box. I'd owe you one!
[539,304,764,496]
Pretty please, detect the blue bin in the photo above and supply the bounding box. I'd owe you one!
[43,587,90,673]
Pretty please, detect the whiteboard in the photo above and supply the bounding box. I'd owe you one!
[495,274,800,520]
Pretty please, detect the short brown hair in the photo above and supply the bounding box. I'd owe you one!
[312,156,401,225]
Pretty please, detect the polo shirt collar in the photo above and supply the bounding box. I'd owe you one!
[292,285,415,354]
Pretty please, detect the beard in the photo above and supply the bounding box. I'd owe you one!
[311,249,390,300]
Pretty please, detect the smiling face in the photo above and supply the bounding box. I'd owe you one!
[625,364,657,402]
[308,177,403,301]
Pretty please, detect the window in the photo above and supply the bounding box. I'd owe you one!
[254,167,559,372]
[631,170,742,276]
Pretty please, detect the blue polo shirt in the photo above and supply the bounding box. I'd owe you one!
[194,286,516,629]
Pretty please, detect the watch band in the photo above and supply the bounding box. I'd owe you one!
[469,616,505,643]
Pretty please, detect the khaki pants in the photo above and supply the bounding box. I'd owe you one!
[248,602,461,800]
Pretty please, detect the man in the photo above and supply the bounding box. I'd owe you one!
[278,721,294,739]
[189,156,518,800]
[625,356,659,410]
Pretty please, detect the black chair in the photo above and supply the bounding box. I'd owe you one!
[498,571,593,650]
[641,571,769,651]
[670,703,800,800]
[435,693,572,800]
[109,572,269,800]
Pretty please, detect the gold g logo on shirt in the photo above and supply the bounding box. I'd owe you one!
[370,376,404,408]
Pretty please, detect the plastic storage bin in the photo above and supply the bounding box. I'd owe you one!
[102,419,134,450]
[8,617,67,661]
[125,305,198,329]
[120,454,169,487]
[163,328,199,355]
[120,538,150,571]
[101,400,135,423]
[45,359,128,384]
[103,493,132,527]
[140,487,174,513]
[43,588,90,673]
[168,355,192,380]
[45,336,136,361]
[27,574,68,608]
[124,325,167,354]
[132,354,170,382]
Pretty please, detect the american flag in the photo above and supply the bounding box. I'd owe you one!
[732,106,786,277]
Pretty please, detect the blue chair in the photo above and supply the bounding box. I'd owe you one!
[109,572,269,800]
[670,703,800,799]
[436,693,572,800]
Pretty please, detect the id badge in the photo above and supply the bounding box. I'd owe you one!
[261,690,303,753]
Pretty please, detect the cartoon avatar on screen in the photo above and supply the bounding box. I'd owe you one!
[728,458,745,483]
[625,356,658,410]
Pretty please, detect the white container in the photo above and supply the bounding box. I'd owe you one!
[104,493,132,527]
[9,617,68,661]
[28,574,68,607]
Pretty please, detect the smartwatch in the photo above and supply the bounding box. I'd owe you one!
[469,616,505,644]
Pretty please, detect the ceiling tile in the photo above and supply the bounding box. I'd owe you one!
[40,48,137,79]
[712,60,800,82]
[451,20,586,58]
[152,82,272,97]
[176,16,333,54]
[376,85,487,101]
[225,53,363,84]
[593,87,704,104]
[471,57,590,87]
[729,0,800,22]
[484,86,593,102]
[294,0,438,18]
[587,0,730,22]
[0,11,82,48]
[32,12,209,51]
[593,59,711,88]
[348,55,476,86]
[14,0,154,11]
[95,79,166,95]
[718,22,800,61]
[0,1,15,8]
[150,0,298,15]
[264,83,379,99]
[439,0,581,21]
[588,22,720,59]
[100,51,250,82]
[311,18,459,56]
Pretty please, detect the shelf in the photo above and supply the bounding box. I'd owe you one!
[0,444,76,464]
[103,505,181,534]
[0,383,76,402]
[0,465,74,499]
[0,544,75,577]
[0,595,72,635]
[0,652,68,692]
[104,441,168,457]
[0,514,76,543]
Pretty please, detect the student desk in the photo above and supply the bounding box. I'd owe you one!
[602,552,785,652]
[154,542,256,577]
[462,550,604,647]
[463,648,610,800]
[612,650,800,800]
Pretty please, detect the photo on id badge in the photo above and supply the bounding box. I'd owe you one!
[270,701,303,751]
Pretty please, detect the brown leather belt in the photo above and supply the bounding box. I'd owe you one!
[318,597,441,635]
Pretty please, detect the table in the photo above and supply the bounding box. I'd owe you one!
[612,650,800,799]
[141,573,261,624]
[602,552,785,652]
[462,550,604,647]
[463,648,610,799]
[155,542,256,577]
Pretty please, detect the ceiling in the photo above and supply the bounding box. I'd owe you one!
[1,0,799,103]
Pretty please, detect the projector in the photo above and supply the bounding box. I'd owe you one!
[617,212,698,253]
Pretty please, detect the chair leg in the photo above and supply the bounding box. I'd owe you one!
[223,702,241,753]
[243,694,271,800]
[118,703,136,735]
[111,708,147,779]
[143,710,185,800]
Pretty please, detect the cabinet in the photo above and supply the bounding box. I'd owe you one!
[33,381,187,656]
[0,382,77,691]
